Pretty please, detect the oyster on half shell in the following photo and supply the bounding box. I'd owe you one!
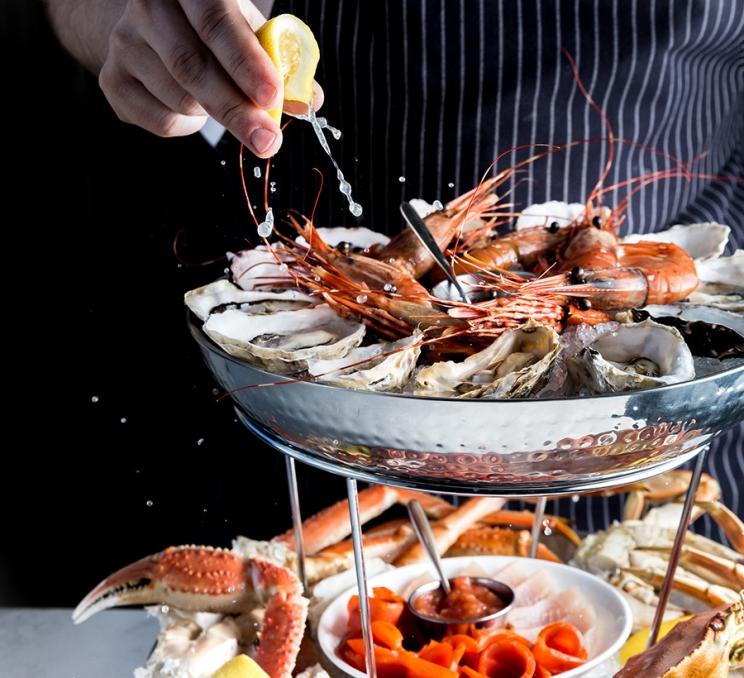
[203,304,365,374]
[185,279,315,321]
[568,319,695,393]
[415,322,560,399]
[307,331,422,391]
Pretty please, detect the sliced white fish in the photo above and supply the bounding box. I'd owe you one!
[507,587,596,636]
[512,570,556,606]
[490,561,534,589]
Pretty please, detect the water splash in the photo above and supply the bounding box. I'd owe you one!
[298,109,363,217]
[253,166,261,178]
[257,207,274,238]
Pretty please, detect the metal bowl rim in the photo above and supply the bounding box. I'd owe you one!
[188,311,744,404]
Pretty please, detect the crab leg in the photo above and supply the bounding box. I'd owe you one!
[395,496,506,566]
[623,567,739,607]
[698,500,744,554]
[305,522,416,584]
[686,532,744,564]
[274,486,453,555]
[480,509,581,546]
[72,546,308,678]
[73,546,254,624]
[447,526,562,562]
[638,546,744,589]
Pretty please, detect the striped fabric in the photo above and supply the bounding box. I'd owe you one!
[269,0,744,539]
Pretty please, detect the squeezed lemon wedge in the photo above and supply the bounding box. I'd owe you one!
[212,654,269,678]
[256,14,320,124]
[618,615,692,665]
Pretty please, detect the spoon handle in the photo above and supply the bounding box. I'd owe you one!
[399,202,471,303]
[407,500,452,596]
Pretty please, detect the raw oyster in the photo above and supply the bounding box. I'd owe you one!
[637,304,744,359]
[622,222,730,262]
[185,279,315,321]
[228,245,294,291]
[307,331,422,391]
[415,322,560,399]
[568,319,695,393]
[203,304,365,374]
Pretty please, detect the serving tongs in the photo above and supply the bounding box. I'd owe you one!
[399,202,471,303]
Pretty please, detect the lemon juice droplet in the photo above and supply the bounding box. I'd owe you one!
[432,200,444,211]
[300,109,362,217]
[253,166,261,178]
[257,207,274,238]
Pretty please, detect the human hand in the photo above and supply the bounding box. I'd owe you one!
[98,0,323,157]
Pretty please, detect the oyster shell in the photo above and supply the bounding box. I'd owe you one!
[515,202,611,230]
[185,279,315,321]
[638,304,744,359]
[568,319,695,393]
[516,201,585,230]
[622,222,730,262]
[295,226,390,250]
[307,331,422,391]
[203,304,365,374]
[228,245,294,291]
[415,322,561,399]
[689,250,744,311]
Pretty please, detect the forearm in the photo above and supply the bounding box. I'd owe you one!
[45,0,126,74]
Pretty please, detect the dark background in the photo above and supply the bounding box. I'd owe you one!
[2,1,348,607]
[3,1,740,608]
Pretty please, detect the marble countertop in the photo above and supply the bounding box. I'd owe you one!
[0,608,158,678]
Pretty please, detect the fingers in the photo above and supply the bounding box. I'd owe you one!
[178,0,283,110]
[126,43,206,117]
[130,0,282,156]
[99,62,207,138]
[98,0,291,157]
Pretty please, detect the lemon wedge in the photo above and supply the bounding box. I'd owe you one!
[256,14,320,124]
[618,615,692,665]
[212,654,269,678]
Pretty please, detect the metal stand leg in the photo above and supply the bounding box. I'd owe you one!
[529,496,548,559]
[646,446,708,647]
[347,478,377,678]
[285,456,308,593]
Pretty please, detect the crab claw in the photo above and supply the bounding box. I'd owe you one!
[72,546,250,624]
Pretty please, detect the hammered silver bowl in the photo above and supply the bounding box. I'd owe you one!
[188,314,744,495]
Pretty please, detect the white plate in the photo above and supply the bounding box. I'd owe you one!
[317,556,632,678]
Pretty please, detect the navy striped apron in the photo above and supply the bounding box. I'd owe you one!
[267,0,744,538]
